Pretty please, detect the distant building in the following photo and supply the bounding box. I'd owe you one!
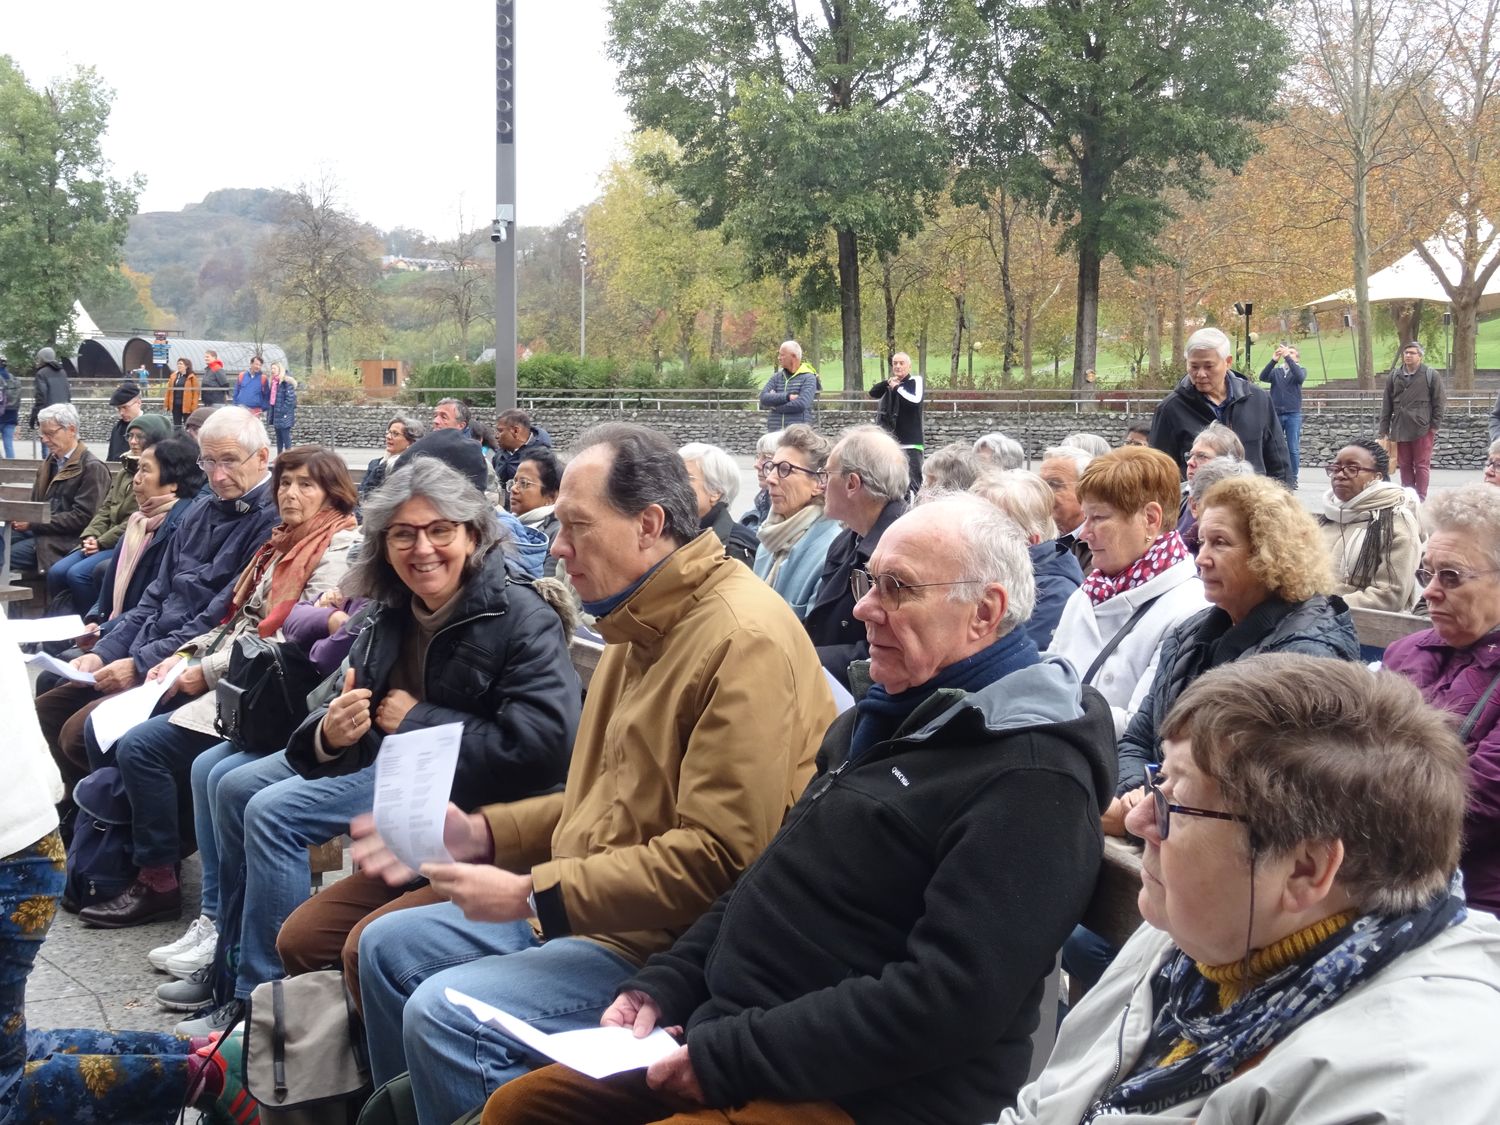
[356,358,410,399]
[379,255,454,273]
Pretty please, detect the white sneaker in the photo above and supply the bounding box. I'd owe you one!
[165,922,221,979]
[147,914,215,973]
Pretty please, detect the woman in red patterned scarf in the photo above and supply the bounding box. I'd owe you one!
[1046,446,1208,834]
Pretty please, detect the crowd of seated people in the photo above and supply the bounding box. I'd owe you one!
[12,381,1500,1125]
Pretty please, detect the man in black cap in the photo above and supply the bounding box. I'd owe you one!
[106,383,145,461]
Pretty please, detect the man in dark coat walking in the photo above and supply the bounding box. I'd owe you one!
[1379,341,1445,500]
[29,346,72,455]
[1149,327,1291,485]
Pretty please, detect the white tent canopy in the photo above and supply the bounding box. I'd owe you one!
[71,300,103,339]
[1304,217,1500,314]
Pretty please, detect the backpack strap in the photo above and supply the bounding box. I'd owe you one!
[1459,668,1500,744]
[1082,594,1165,685]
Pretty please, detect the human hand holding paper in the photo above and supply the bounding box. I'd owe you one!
[370,721,463,874]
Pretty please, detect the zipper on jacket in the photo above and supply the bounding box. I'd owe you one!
[1084,996,1134,1120]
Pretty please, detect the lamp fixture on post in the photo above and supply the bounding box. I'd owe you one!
[1233,301,1254,372]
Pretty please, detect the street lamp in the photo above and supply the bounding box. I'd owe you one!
[579,236,588,359]
[1233,301,1254,372]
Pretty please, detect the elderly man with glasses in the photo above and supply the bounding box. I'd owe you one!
[481,493,1117,1125]
[7,403,110,575]
[34,406,281,796]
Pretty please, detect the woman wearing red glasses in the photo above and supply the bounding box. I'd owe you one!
[1383,482,1500,916]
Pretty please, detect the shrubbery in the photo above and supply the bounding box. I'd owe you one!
[402,354,760,400]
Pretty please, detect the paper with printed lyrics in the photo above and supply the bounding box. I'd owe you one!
[8,615,87,645]
[91,660,189,753]
[444,988,680,1080]
[24,651,96,684]
[372,721,463,873]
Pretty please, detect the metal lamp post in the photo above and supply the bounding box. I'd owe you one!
[579,236,588,359]
[494,1,517,410]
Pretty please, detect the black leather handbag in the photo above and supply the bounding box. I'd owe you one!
[215,633,321,755]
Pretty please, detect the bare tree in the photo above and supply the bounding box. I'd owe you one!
[269,173,378,372]
[1290,0,1449,387]
[425,206,494,361]
[1406,0,1500,389]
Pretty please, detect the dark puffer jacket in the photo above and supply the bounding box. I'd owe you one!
[1116,595,1360,793]
[90,481,280,675]
[285,546,580,810]
[1149,371,1291,484]
[623,658,1116,1125]
[1027,537,1084,652]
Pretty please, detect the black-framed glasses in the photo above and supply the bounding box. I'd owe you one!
[765,459,828,484]
[1145,764,1246,840]
[1325,461,1377,478]
[1417,565,1500,590]
[386,519,462,550]
[849,567,984,608]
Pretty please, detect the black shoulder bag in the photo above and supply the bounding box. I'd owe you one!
[215,633,322,755]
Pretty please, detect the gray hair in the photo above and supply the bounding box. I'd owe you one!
[780,339,803,364]
[756,429,785,459]
[1193,421,1244,460]
[916,494,1037,635]
[1488,438,1500,462]
[1186,327,1233,360]
[1063,432,1112,458]
[973,431,1025,470]
[37,403,79,431]
[343,458,504,606]
[435,397,471,427]
[572,422,700,546]
[198,405,269,454]
[390,414,427,443]
[678,441,741,508]
[970,469,1058,543]
[1425,484,1500,572]
[1041,445,1093,477]
[1189,456,1254,504]
[922,442,983,494]
[832,424,908,502]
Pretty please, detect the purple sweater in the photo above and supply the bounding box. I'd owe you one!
[1384,627,1500,913]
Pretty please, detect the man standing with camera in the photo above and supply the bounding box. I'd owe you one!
[1378,341,1444,500]
[1259,343,1307,487]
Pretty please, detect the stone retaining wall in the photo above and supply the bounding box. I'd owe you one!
[65,400,1497,470]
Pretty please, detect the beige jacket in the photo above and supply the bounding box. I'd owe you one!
[482,530,837,964]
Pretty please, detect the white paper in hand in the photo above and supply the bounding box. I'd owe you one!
[444,988,679,1080]
[8,615,87,645]
[822,668,856,715]
[372,721,463,873]
[24,651,96,684]
[89,659,188,754]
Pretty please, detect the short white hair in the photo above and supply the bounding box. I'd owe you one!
[1063,432,1111,458]
[832,424,909,501]
[1042,445,1092,476]
[1186,327,1232,360]
[199,404,269,454]
[911,494,1037,636]
[780,339,803,364]
[1188,457,1253,503]
[973,432,1025,470]
[971,469,1059,543]
[1426,484,1500,572]
[37,403,79,431]
[756,429,785,458]
[678,442,740,507]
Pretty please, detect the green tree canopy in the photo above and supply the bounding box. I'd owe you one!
[609,0,956,391]
[0,57,139,361]
[951,0,1285,388]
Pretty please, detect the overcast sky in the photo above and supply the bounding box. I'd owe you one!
[6,1,634,237]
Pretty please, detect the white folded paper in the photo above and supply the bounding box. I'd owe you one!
[372,721,463,873]
[24,651,96,684]
[91,661,188,753]
[823,668,856,715]
[444,988,679,1080]
[8,615,86,645]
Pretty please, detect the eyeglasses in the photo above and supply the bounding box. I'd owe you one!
[1325,461,1377,477]
[1145,764,1246,841]
[1185,450,1214,465]
[764,459,828,484]
[197,456,248,472]
[1416,565,1500,590]
[849,567,984,607]
[386,519,462,550]
[1485,459,1500,472]
[507,476,539,491]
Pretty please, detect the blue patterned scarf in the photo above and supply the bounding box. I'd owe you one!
[1086,886,1467,1119]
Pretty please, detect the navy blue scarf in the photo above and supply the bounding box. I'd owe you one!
[848,628,1039,763]
[580,554,672,619]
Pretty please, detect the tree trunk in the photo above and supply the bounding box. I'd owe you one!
[1145,272,1162,382]
[917,315,929,378]
[1452,294,1479,390]
[710,303,724,362]
[1072,237,1102,393]
[997,199,1018,387]
[951,293,966,384]
[881,250,898,379]
[1022,303,1035,381]
[1172,261,1187,372]
[809,313,821,373]
[1352,155,1375,389]
[836,226,864,393]
[1393,301,1424,366]
[304,329,314,373]
[967,335,975,385]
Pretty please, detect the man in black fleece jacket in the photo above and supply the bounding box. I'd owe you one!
[482,496,1117,1125]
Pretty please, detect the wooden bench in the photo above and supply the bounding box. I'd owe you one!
[1349,606,1428,660]
[0,462,43,486]
[1063,838,1147,1010]
[0,497,50,614]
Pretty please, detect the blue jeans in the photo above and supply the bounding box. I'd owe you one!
[1,831,195,1125]
[1278,411,1303,483]
[189,741,257,920]
[274,425,293,453]
[7,533,34,572]
[0,422,14,459]
[46,548,115,615]
[359,902,635,1124]
[212,750,376,999]
[107,713,217,868]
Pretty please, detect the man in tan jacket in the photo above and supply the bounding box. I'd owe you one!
[349,423,837,1124]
